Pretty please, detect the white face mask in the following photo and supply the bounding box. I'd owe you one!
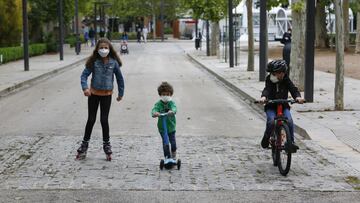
[161,96,172,102]
[270,74,279,83]
[98,48,110,58]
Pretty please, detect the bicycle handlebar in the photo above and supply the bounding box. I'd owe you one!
[254,99,306,105]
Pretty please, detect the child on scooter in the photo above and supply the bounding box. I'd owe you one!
[259,60,305,152]
[151,82,177,159]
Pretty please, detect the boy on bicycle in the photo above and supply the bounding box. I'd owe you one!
[259,60,305,151]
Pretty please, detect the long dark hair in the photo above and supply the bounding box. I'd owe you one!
[85,38,122,70]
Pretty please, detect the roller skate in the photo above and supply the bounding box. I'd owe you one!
[103,142,112,161]
[76,141,88,160]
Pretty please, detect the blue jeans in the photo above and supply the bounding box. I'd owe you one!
[264,108,295,142]
[160,131,177,158]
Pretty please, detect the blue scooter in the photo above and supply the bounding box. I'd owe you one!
[159,112,181,170]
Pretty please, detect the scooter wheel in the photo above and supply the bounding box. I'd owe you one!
[160,159,164,170]
[177,159,181,170]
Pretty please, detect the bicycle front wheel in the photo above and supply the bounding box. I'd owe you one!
[271,137,277,166]
[276,124,292,176]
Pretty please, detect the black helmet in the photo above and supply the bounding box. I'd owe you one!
[266,60,288,73]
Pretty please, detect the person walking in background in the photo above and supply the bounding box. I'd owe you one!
[281,28,292,76]
[142,26,149,43]
[84,31,89,47]
[281,28,292,45]
[99,29,105,38]
[89,27,96,47]
[121,31,129,42]
[136,25,142,43]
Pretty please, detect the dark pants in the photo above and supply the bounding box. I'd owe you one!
[264,108,295,142]
[83,95,112,143]
[160,131,177,158]
[283,42,291,76]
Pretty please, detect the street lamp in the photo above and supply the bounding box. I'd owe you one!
[94,1,112,42]
[75,0,80,55]
[58,0,64,61]
[305,0,316,102]
[228,0,234,67]
[206,0,210,56]
[22,0,29,71]
[206,20,210,56]
[259,0,267,81]
[160,0,164,41]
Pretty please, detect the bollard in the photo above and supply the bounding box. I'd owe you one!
[0,54,3,64]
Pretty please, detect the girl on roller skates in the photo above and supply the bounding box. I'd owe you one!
[77,38,125,161]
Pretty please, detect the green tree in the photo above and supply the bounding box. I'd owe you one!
[27,0,85,42]
[181,0,241,56]
[0,0,22,47]
[289,0,306,90]
[334,0,344,110]
[343,0,349,51]
[246,0,254,71]
[105,0,181,39]
[315,0,331,48]
[350,0,360,53]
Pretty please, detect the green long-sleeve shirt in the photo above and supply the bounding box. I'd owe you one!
[151,100,177,133]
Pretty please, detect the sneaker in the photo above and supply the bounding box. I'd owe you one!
[171,151,177,159]
[287,142,299,153]
[261,134,270,149]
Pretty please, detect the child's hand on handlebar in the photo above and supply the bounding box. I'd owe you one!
[259,96,267,104]
[167,110,175,115]
[152,112,160,118]
[295,97,305,104]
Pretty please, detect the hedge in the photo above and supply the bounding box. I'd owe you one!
[65,34,85,48]
[111,32,154,40]
[0,43,47,64]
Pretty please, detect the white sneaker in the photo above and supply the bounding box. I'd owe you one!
[171,151,176,159]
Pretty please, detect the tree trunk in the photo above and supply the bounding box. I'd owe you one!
[290,0,306,91]
[315,1,329,48]
[356,12,360,54]
[246,0,254,71]
[210,21,220,56]
[334,0,344,110]
[153,14,156,41]
[343,0,349,51]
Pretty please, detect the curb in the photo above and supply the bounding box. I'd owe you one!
[186,52,311,140]
[0,58,87,98]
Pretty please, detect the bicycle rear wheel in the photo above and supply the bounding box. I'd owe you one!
[276,124,292,176]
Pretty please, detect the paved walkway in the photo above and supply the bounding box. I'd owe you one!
[0,45,92,97]
[1,41,360,172]
[179,42,360,171]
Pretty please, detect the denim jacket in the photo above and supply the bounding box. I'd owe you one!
[80,58,124,97]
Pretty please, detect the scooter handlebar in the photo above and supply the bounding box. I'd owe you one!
[159,112,175,117]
